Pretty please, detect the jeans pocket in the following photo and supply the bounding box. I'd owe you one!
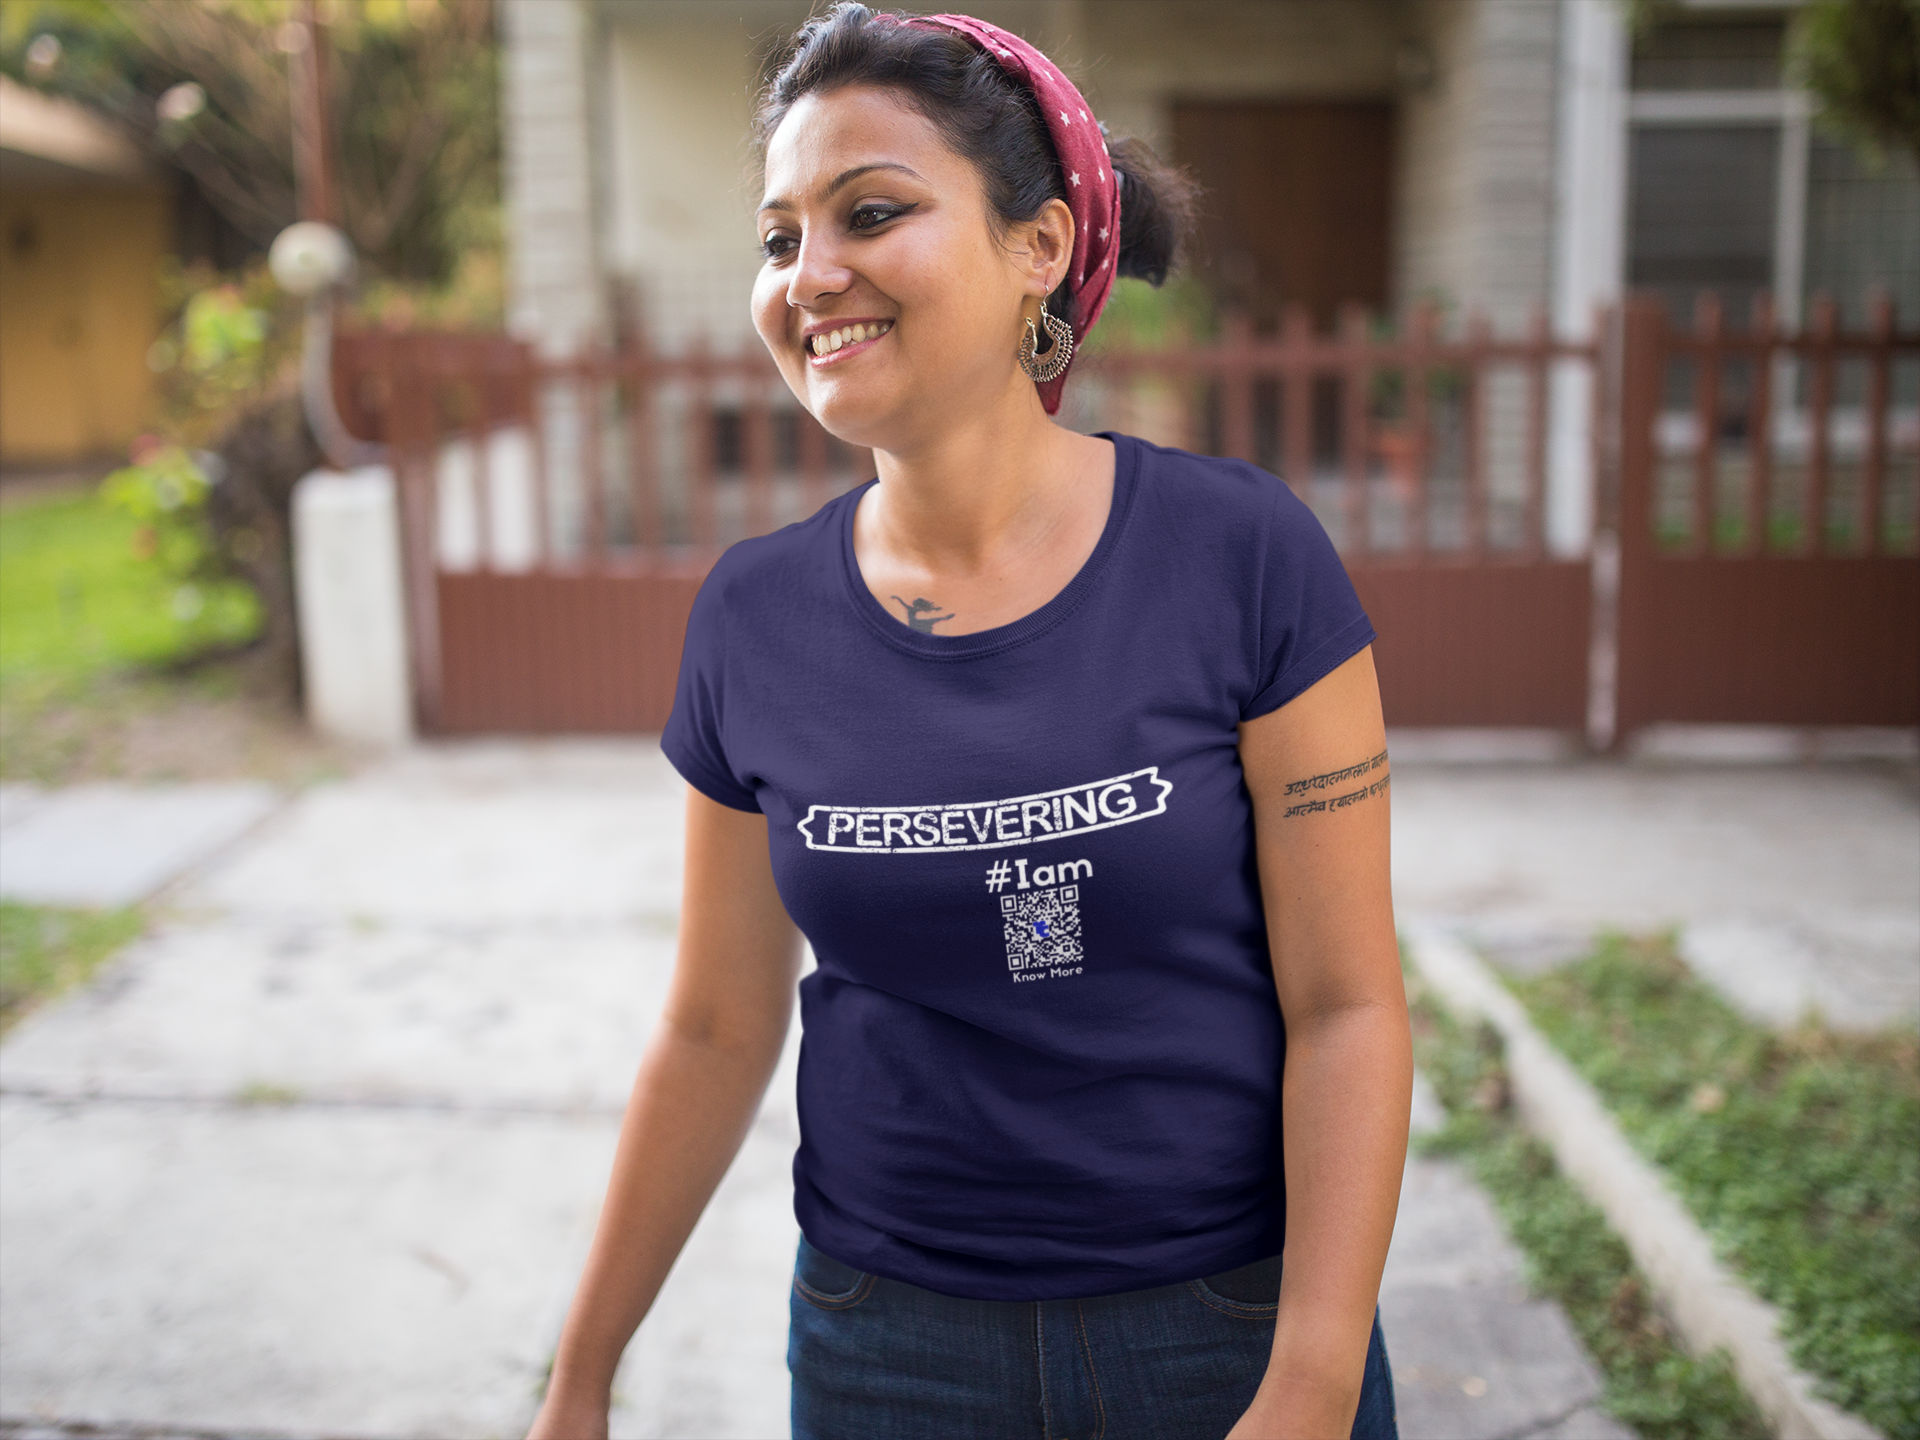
[1187,1250,1283,1317]
[792,1234,879,1311]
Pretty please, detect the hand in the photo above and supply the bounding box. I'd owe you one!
[1225,1384,1356,1440]
[525,1389,609,1440]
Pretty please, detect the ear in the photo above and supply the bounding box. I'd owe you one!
[1017,197,1076,299]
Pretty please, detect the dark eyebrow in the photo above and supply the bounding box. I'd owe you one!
[758,162,925,214]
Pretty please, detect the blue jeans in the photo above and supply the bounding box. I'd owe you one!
[789,1233,1398,1439]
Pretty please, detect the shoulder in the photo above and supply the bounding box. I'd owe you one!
[1113,433,1326,550]
[695,484,862,614]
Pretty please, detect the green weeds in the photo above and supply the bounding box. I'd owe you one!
[1510,934,1920,1440]
[233,1080,302,1106]
[0,901,144,1035]
[1407,968,1771,1439]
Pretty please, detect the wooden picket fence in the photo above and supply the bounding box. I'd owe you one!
[333,293,1917,739]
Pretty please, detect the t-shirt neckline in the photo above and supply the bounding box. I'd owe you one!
[837,431,1140,660]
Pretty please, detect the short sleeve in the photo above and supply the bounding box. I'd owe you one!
[660,566,763,812]
[1241,477,1376,721]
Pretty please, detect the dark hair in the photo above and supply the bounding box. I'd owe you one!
[755,2,1199,313]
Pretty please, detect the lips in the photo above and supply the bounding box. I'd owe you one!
[807,319,893,359]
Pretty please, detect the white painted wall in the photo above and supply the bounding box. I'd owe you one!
[584,0,1575,352]
[1395,0,1560,328]
[504,0,605,357]
[604,7,772,355]
[1397,0,1477,313]
[600,0,1081,354]
[293,467,413,749]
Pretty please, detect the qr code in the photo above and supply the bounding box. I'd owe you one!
[1000,885,1084,971]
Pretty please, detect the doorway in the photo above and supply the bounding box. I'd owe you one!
[1172,100,1395,332]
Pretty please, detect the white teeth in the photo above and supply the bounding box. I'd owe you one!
[810,320,890,356]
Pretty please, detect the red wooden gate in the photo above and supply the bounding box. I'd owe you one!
[338,334,873,734]
[335,295,1917,741]
[1611,295,1919,733]
[1079,308,1597,728]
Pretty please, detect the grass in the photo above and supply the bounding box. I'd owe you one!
[1406,964,1771,1440]
[0,488,257,682]
[1,488,343,786]
[1508,934,1920,1440]
[233,1080,302,1106]
[0,901,145,1036]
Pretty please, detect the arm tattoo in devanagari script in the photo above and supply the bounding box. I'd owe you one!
[1281,762,1391,819]
[1283,749,1388,798]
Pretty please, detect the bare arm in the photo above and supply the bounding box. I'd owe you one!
[528,787,802,1440]
[1228,646,1412,1440]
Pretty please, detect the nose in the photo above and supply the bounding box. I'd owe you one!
[786,228,854,311]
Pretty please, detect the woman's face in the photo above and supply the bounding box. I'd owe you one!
[752,84,1067,449]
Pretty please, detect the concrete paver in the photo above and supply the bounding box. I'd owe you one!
[0,743,793,1440]
[1,1063,801,1440]
[1383,1078,1636,1440]
[1681,914,1918,1032]
[0,783,281,908]
[190,744,683,925]
[0,784,49,830]
[0,1095,612,1437]
[0,917,675,1111]
[1383,1160,1635,1440]
[14,743,1911,1437]
[1392,761,1920,1029]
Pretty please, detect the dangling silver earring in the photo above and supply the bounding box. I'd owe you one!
[1018,309,1075,383]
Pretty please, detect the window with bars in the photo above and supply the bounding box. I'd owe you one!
[1626,11,1920,333]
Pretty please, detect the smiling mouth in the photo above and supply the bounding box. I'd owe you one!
[808,319,893,358]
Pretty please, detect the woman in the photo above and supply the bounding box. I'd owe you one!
[528,7,1411,1438]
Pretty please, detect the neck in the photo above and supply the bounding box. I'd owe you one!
[865,373,1088,572]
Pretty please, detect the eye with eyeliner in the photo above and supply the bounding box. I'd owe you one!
[850,201,915,230]
[759,201,917,261]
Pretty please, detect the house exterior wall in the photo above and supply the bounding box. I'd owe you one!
[1396,0,1475,317]
[0,183,168,465]
[1397,0,1559,329]
[604,3,793,355]
[502,0,605,357]
[1469,0,1560,328]
[539,0,1568,349]
[599,0,1079,354]
[1081,0,1406,147]
[0,74,168,465]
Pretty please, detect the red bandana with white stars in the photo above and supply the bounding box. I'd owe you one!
[901,13,1121,414]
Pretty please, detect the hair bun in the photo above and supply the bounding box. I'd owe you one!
[1106,133,1200,288]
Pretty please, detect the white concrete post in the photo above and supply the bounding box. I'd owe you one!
[293,466,414,748]
[1549,0,1629,557]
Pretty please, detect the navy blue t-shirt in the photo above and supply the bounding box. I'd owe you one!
[661,431,1374,1301]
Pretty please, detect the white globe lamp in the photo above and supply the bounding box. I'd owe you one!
[269,221,379,468]
[269,221,355,298]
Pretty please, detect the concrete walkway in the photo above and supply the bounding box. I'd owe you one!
[1391,755,1920,1029]
[0,782,280,908]
[4,742,1914,1437]
[1385,1078,1632,1440]
[3,744,793,1439]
